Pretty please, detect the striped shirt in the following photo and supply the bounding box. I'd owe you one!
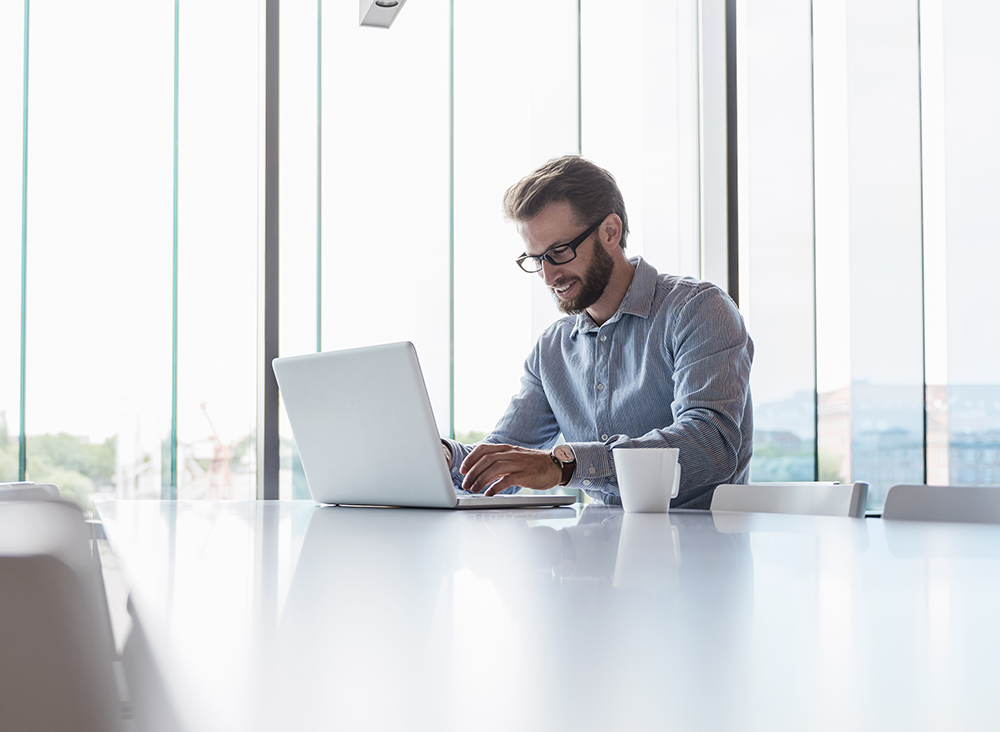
[444,257,754,510]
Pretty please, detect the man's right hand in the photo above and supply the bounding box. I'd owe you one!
[460,443,562,496]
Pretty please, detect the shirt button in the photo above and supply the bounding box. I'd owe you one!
[589,467,596,475]
[601,434,608,441]
[600,335,607,342]
[583,479,591,486]
[597,383,604,391]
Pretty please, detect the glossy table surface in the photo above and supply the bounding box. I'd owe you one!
[95,500,1000,731]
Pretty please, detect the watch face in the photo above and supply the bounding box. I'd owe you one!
[554,445,574,463]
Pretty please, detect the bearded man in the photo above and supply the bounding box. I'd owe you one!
[443,155,754,510]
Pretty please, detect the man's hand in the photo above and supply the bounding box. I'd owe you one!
[460,444,562,496]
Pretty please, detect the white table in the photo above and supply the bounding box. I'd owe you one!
[95,499,1000,731]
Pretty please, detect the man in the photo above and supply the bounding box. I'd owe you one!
[443,155,753,510]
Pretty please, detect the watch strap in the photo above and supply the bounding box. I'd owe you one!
[550,450,576,486]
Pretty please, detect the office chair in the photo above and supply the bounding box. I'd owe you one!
[883,483,1000,523]
[0,499,123,732]
[710,481,869,518]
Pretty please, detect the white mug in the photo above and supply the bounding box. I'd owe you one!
[613,447,681,513]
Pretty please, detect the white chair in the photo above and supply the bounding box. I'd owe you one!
[710,481,869,518]
[0,500,123,732]
[883,484,1000,523]
[0,481,61,501]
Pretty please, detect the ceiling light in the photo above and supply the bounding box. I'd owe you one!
[360,0,408,28]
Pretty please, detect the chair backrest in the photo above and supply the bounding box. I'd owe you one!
[0,481,61,501]
[883,484,1000,523]
[0,500,122,732]
[711,481,869,518]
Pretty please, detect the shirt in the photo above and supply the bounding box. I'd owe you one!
[444,256,754,510]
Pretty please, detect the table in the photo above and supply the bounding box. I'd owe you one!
[95,500,1000,731]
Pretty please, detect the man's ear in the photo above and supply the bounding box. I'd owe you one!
[600,214,623,250]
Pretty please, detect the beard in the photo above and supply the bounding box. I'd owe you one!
[552,241,615,315]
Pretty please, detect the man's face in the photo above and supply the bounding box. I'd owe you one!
[518,201,614,316]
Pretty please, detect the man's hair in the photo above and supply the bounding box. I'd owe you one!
[502,155,629,249]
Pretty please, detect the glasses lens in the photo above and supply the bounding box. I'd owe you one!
[546,244,575,265]
[518,255,543,273]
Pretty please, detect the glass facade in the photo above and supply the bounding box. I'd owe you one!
[736,0,817,483]
[4,0,1000,510]
[738,0,1000,509]
[936,0,1000,490]
[0,2,25,483]
[20,2,174,507]
[175,1,259,501]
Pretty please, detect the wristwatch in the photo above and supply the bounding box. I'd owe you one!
[550,445,577,487]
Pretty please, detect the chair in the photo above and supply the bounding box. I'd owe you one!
[0,481,61,501]
[883,484,1000,523]
[710,481,869,518]
[0,500,123,732]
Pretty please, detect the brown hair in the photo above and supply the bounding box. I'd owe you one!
[502,155,629,249]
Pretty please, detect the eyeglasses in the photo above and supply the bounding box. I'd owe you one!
[515,218,604,273]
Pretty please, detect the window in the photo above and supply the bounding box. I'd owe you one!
[738,0,1000,509]
[0,3,25,483]
[27,2,1000,510]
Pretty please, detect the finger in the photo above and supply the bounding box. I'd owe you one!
[483,476,516,497]
[463,457,512,494]
[461,450,509,492]
[466,456,532,495]
[460,443,513,475]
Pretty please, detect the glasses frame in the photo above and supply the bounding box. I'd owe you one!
[515,217,605,273]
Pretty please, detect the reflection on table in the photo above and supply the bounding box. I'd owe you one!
[96,500,1000,732]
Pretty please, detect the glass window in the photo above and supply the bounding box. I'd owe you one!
[278,0,320,500]
[817,0,925,508]
[318,0,451,432]
[175,0,259,500]
[736,0,817,482]
[23,3,174,510]
[453,0,578,441]
[935,0,1000,488]
[0,3,25,482]
[582,0,701,278]
[739,0,1000,508]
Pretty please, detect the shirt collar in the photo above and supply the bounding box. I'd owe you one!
[571,256,657,337]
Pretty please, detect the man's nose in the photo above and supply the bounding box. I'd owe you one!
[540,259,560,285]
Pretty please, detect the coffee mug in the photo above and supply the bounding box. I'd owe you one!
[613,447,681,513]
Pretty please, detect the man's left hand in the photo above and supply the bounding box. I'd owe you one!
[460,444,561,496]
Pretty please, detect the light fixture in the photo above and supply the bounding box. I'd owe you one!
[360,0,408,28]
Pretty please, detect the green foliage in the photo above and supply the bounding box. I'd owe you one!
[455,430,488,444]
[0,440,17,482]
[28,433,115,485]
[18,432,117,514]
[753,442,808,459]
[29,464,96,509]
[0,414,18,482]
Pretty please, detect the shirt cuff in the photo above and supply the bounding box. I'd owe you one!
[565,441,614,491]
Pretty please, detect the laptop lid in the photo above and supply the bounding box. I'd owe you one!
[273,342,459,508]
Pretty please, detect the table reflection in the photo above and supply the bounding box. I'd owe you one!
[269,504,754,731]
[99,501,1000,732]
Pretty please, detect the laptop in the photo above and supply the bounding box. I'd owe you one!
[272,341,577,509]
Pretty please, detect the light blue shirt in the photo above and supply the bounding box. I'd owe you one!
[444,257,754,510]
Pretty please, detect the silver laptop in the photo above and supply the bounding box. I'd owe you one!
[272,342,576,509]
